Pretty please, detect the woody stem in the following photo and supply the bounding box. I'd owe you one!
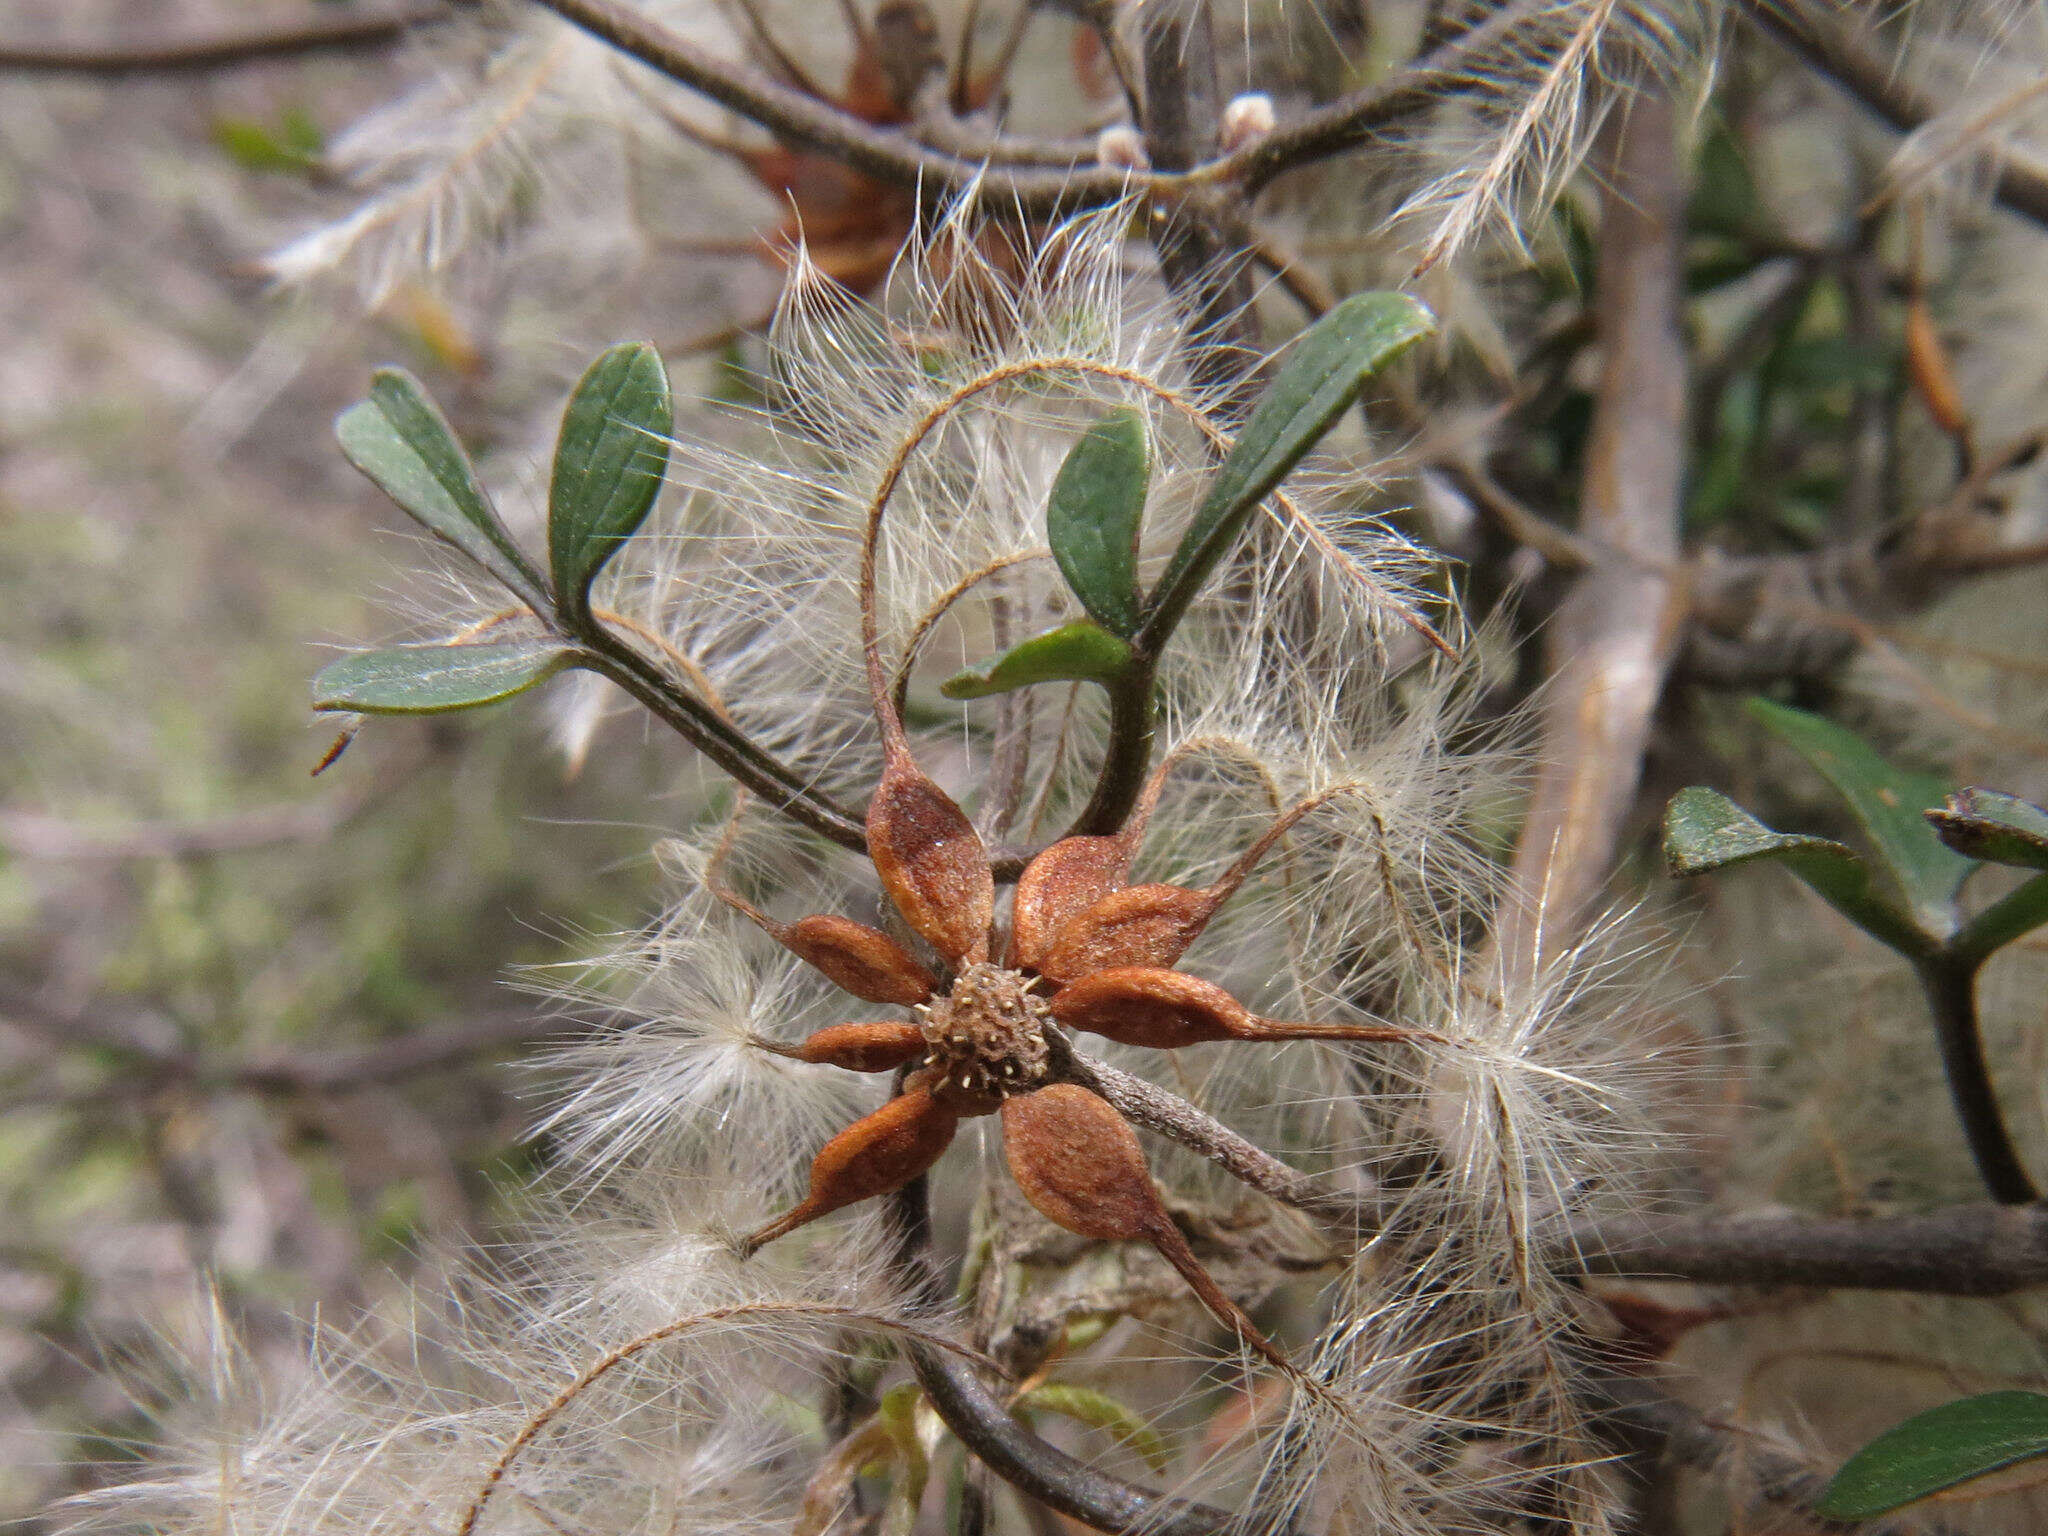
[1047,1035,1386,1228]
[883,1175,1296,1536]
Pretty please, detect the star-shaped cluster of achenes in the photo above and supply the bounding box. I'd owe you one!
[728,720,1410,1368]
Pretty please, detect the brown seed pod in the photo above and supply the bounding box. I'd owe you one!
[1034,883,1222,983]
[1001,1085,1293,1371]
[740,1088,959,1255]
[1052,967,1424,1049]
[1001,1083,1172,1243]
[778,914,940,1005]
[784,1021,929,1073]
[1010,834,1134,970]
[866,744,994,966]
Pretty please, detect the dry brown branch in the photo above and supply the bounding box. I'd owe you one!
[532,0,1541,217]
[0,977,586,1095]
[1574,1202,2048,1294]
[0,4,455,72]
[1740,0,2048,231]
[1504,88,1690,970]
[531,0,1135,214]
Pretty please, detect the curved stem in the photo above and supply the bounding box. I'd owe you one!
[883,1178,1290,1536]
[1915,955,2038,1205]
[1068,656,1158,838]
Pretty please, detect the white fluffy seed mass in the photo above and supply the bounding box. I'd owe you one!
[77,188,1671,1536]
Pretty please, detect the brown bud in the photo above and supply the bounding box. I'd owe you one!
[866,745,993,966]
[739,1088,958,1256]
[1052,966,1425,1049]
[1034,883,1220,984]
[787,1021,928,1073]
[1001,1085,1292,1371]
[1906,295,1970,441]
[1010,835,1131,970]
[779,914,939,1005]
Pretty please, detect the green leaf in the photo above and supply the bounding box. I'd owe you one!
[548,342,673,620]
[1927,788,2048,872]
[1140,291,1434,647]
[939,621,1134,701]
[211,108,323,176]
[1747,697,1972,933]
[336,370,546,607]
[1046,407,1150,637]
[312,641,578,715]
[1663,787,1933,957]
[1819,1392,2048,1520]
[1017,1383,1171,1474]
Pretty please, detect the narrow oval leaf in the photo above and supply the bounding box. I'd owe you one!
[1818,1392,2048,1520]
[549,342,674,619]
[1141,291,1434,644]
[312,641,577,715]
[1046,407,1150,636]
[1927,788,2048,871]
[1017,1383,1171,1473]
[1663,787,1932,957]
[940,621,1134,701]
[1747,697,1972,930]
[336,369,546,606]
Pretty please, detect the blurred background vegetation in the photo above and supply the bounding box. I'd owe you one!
[11,0,2048,1530]
[0,13,700,1515]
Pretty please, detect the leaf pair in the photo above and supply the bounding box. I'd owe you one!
[1663,698,1978,959]
[1667,701,2048,971]
[944,291,1436,703]
[315,344,673,716]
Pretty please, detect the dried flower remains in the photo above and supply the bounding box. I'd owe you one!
[714,371,1437,1374]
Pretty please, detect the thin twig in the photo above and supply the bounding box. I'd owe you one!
[0,4,455,73]
[1738,0,2048,231]
[532,0,1532,212]
[531,0,1136,214]
[580,631,869,851]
